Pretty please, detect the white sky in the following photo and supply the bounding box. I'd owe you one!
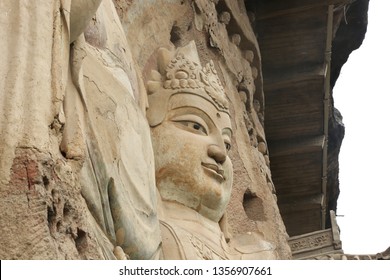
[334,1,390,254]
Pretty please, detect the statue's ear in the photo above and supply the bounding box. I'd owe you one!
[70,0,103,43]
[219,214,232,243]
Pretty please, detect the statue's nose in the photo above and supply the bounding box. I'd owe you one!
[207,144,227,164]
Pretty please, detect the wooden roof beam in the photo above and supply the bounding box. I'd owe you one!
[264,68,325,91]
[278,193,323,208]
[269,135,325,157]
[255,0,354,20]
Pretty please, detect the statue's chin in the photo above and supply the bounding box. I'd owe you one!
[197,203,226,222]
[158,183,229,223]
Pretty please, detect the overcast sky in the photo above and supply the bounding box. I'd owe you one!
[334,1,390,254]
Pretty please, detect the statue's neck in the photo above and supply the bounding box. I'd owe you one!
[160,200,221,233]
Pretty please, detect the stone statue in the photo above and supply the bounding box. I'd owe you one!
[0,0,160,260]
[146,41,276,259]
[0,0,285,260]
[63,0,161,259]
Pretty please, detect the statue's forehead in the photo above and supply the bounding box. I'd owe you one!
[168,93,231,131]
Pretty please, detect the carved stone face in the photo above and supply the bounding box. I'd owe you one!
[151,93,233,222]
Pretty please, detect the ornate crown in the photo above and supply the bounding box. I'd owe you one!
[146,41,229,126]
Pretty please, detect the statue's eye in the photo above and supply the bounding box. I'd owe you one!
[170,115,208,135]
[173,120,208,135]
[225,142,231,151]
[193,123,201,130]
[188,121,207,134]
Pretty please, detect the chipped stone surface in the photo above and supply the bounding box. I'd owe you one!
[0,0,292,259]
[118,0,290,258]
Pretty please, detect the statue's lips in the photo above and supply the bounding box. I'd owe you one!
[201,162,225,182]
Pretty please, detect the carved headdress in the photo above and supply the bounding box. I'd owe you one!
[146,41,229,126]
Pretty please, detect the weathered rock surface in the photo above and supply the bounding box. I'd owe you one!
[0,0,290,259]
[0,0,369,260]
[327,0,369,224]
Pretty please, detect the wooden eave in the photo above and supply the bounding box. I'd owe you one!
[249,0,348,236]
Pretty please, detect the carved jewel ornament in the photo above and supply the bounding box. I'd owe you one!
[146,41,229,126]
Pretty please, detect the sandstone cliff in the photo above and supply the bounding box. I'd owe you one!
[0,0,369,259]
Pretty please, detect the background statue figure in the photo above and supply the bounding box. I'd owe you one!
[0,0,291,260]
[0,0,160,259]
[64,0,161,259]
[146,41,276,259]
